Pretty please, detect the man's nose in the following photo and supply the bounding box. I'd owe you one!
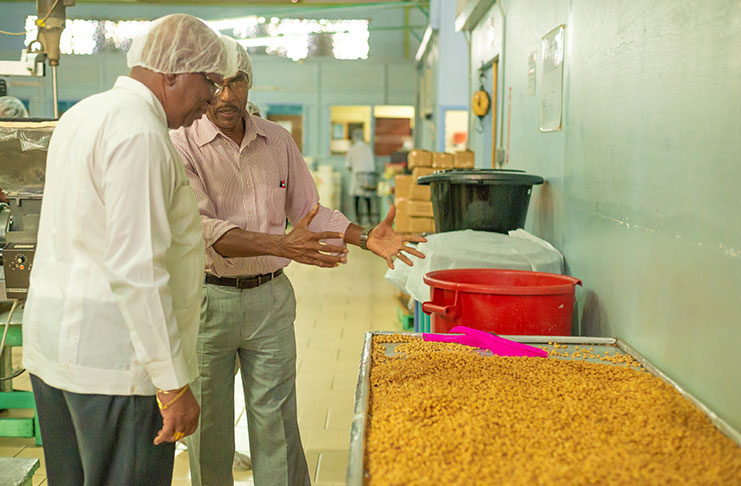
[218,87,232,101]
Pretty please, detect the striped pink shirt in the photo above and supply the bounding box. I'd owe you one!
[170,114,350,277]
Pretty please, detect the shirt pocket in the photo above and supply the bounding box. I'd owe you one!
[266,186,287,228]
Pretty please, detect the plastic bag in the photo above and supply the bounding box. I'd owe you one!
[384,229,565,304]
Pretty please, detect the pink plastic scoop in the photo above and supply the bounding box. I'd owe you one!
[423,325,548,358]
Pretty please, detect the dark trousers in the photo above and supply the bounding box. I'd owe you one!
[354,196,372,220]
[30,374,175,486]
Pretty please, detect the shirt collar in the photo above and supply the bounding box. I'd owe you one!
[193,112,268,149]
[113,76,167,127]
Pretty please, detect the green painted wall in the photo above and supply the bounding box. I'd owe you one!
[468,0,741,431]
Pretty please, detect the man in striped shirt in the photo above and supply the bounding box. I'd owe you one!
[171,39,426,486]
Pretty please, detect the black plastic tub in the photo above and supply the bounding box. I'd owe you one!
[417,169,544,234]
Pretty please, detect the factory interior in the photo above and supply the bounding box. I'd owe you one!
[0,0,739,485]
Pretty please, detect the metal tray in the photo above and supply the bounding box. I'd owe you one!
[347,332,741,485]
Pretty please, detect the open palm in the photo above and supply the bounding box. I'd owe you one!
[366,205,427,269]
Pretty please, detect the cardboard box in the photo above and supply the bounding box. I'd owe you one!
[432,152,455,169]
[412,167,436,181]
[394,210,412,233]
[410,217,435,234]
[407,200,434,218]
[398,198,433,218]
[411,184,431,200]
[395,214,434,234]
[394,174,414,199]
[454,150,475,169]
[408,149,433,168]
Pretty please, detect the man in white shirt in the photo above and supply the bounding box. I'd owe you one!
[22,14,231,485]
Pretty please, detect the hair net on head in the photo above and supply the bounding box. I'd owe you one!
[127,14,229,77]
[352,128,365,142]
[246,101,261,117]
[221,35,253,89]
[0,96,29,118]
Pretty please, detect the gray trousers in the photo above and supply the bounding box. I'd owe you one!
[187,273,310,486]
[30,374,175,486]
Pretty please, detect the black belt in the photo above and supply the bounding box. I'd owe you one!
[205,269,283,289]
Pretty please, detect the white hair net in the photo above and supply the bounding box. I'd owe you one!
[126,14,229,77]
[0,96,29,118]
[352,128,365,142]
[246,101,261,117]
[221,35,253,89]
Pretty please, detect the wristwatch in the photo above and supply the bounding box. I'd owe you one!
[359,226,374,251]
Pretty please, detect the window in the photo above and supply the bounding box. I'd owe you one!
[24,16,370,62]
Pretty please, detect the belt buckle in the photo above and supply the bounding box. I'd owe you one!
[234,276,245,289]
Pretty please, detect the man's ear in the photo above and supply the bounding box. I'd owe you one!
[163,73,178,87]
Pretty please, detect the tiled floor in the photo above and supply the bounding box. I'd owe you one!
[0,246,402,486]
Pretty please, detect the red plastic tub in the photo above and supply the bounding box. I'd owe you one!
[422,269,582,335]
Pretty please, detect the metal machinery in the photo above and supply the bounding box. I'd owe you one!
[0,120,54,445]
[0,0,71,444]
[0,0,76,117]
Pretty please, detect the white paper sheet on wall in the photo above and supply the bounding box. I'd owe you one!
[540,25,566,132]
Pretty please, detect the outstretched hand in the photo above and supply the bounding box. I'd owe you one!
[366,205,427,269]
[279,204,348,268]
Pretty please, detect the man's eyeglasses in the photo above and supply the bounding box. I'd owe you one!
[201,72,249,97]
[223,73,249,92]
[200,73,223,97]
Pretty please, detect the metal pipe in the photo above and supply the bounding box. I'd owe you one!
[404,6,410,58]
[52,64,59,118]
[221,1,430,19]
[368,25,427,31]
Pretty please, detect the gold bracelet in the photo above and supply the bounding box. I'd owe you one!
[156,383,189,411]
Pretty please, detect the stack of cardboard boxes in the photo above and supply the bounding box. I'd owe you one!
[394,150,435,234]
[393,149,475,233]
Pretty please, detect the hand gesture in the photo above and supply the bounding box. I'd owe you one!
[280,204,348,268]
[366,205,426,269]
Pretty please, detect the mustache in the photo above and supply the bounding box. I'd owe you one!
[216,104,241,113]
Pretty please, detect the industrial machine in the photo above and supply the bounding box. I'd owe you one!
[0,1,70,445]
[0,120,52,445]
[0,0,76,117]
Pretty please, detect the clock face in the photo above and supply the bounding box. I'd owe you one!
[472,90,491,117]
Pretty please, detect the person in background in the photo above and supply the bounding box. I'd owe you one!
[345,127,377,225]
[171,38,426,486]
[0,96,29,118]
[22,14,230,485]
[246,100,261,117]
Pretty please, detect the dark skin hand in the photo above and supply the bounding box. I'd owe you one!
[355,205,427,269]
[213,204,348,268]
[153,386,200,445]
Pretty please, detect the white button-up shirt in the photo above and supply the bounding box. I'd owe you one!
[22,76,204,396]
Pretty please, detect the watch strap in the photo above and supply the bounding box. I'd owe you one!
[359,226,374,250]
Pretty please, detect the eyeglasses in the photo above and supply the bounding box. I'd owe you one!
[200,72,223,97]
[223,73,249,92]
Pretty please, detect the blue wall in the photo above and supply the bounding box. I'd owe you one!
[464,0,741,432]
[416,0,469,151]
